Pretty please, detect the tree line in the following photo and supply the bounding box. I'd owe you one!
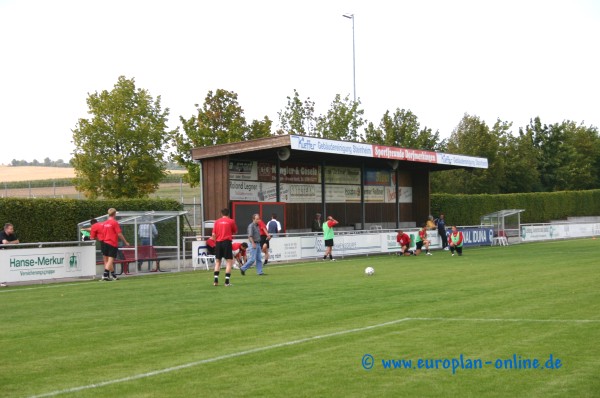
[10,158,70,167]
[71,76,600,198]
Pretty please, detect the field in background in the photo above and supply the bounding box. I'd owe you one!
[1,239,599,397]
[0,166,194,202]
[0,166,77,182]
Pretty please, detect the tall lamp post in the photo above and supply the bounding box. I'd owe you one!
[342,13,356,102]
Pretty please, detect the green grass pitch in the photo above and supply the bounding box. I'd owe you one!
[2,239,599,397]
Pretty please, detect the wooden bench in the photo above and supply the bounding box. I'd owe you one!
[96,257,135,276]
[121,245,166,274]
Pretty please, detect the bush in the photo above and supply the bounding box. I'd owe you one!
[0,198,183,243]
[431,190,600,225]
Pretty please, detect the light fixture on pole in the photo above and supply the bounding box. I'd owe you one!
[342,13,356,102]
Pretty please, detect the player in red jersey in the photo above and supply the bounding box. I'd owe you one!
[396,229,415,256]
[258,218,271,265]
[100,208,130,281]
[210,208,238,286]
[232,241,248,268]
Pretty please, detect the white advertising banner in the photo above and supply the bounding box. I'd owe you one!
[521,223,600,241]
[436,153,489,169]
[290,135,373,158]
[384,186,413,203]
[230,181,278,201]
[0,243,96,283]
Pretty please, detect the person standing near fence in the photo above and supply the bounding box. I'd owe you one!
[240,214,265,276]
[322,215,339,261]
[311,213,322,233]
[101,208,130,281]
[138,219,158,271]
[211,208,238,287]
[436,213,448,250]
[267,213,282,237]
[258,217,271,265]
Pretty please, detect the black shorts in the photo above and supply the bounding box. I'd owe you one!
[215,240,233,260]
[260,236,269,248]
[324,238,334,247]
[102,242,119,258]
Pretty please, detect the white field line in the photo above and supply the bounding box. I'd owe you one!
[409,317,600,324]
[29,316,600,398]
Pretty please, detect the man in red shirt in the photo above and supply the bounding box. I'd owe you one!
[258,218,271,265]
[210,208,238,286]
[232,242,248,268]
[100,208,130,281]
[396,229,415,256]
[89,218,104,254]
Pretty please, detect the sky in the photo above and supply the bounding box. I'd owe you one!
[1,0,599,165]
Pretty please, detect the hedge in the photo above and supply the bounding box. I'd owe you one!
[431,190,600,225]
[3,190,599,242]
[0,198,183,243]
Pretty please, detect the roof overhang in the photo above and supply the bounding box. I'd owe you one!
[190,134,488,171]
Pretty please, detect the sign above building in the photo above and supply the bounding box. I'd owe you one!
[289,135,488,169]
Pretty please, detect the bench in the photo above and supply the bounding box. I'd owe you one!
[492,230,509,246]
[121,245,165,274]
[96,246,165,275]
[96,257,135,276]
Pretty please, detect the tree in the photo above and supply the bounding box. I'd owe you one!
[502,125,541,193]
[248,117,274,140]
[277,89,316,136]
[71,76,174,199]
[172,89,271,186]
[315,94,364,141]
[559,121,600,190]
[363,108,441,150]
[431,114,503,194]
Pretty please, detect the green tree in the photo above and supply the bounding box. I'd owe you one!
[559,121,600,190]
[315,94,364,141]
[248,117,274,140]
[364,108,441,150]
[172,89,271,186]
[277,89,316,136]
[502,125,541,193]
[431,114,503,194]
[71,76,173,199]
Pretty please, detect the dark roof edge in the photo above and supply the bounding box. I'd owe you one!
[191,135,291,160]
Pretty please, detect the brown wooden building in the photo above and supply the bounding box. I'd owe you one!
[191,134,488,234]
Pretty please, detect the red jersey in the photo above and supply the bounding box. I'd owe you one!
[90,222,105,241]
[258,220,268,237]
[419,229,427,241]
[232,242,246,258]
[213,216,237,242]
[102,217,122,247]
[397,232,410,247]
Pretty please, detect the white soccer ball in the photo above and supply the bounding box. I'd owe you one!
[365,266,375,276]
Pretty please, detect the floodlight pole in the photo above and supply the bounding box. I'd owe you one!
[342,13,356,102]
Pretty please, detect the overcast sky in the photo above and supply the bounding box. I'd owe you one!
[1,0,598,165]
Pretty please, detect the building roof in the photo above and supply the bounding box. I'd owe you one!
[190,134,488,171]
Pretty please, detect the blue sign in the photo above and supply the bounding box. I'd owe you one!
[448,228,494,247]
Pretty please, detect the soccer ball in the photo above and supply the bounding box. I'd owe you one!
[364,266,375,276]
